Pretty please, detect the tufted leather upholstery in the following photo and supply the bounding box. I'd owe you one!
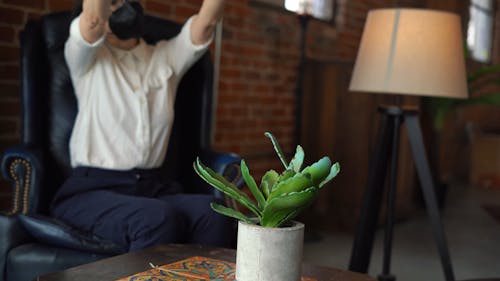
[0,11,241,281]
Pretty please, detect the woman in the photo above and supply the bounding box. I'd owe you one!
[51,0,234,251]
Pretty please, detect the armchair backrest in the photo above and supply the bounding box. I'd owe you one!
[20,12,214,214]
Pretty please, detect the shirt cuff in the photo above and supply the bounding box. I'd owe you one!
[70,16,106,48]
[181,15,214,52]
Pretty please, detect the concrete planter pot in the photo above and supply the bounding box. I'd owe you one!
[236,220,305,281]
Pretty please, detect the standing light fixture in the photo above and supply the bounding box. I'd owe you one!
[348,9,468,281]
[284,0,335,147]
[286,0,312,147]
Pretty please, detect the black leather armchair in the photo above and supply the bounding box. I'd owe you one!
[0,11,241,281]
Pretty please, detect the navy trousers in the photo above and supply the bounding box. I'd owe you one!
[51,167,235,251]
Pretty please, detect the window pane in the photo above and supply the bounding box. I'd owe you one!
[284,0,334,21]
[467,0,494,62]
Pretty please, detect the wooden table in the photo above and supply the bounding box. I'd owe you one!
[37,244,376,281]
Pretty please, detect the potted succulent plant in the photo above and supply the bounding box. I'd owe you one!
[193,132,340,281]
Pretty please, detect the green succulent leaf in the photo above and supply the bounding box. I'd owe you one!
[319,162,340,189]
[260,169,279,198]
[268,173,314,202]
[261,187,318,227]
[210,202,255,225]
[289,145,305,173]
[241,159,266,209]
[193,158,261,217]
[301,156,332,185]
[265,132,288,169]
[277,169,295,183]
[276,206,308,227]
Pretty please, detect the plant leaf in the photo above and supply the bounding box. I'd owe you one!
[468,64,500,83]
[277,169,295,183]
[210,202,255,225]
[276,205,308,227]
[423,63,500,131]
[429,93,500,130]
[289,145,305,173]
[268,173,313,202]
[194,158,261,217]
[301,156,332,185]
[469,78,500,94]
[261,187,318,227]
[260,169,279,198]
[240,159,266,209]
[457,92,500,107]
[265,132,288,169]
[319,162,340,189]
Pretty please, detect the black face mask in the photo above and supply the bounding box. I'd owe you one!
[108,1,144,40]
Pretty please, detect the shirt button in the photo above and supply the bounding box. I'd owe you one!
[135,173,141,180]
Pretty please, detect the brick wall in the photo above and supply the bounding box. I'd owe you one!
[0,0,432,214]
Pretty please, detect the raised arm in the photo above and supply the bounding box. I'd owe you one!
[80,0,113,43]
[190,0,225,45]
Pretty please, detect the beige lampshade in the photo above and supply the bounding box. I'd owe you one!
[349,8,468,99]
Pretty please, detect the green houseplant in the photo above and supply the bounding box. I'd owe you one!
[193,132,340,281]
[424,64,500,132]
[423,63,500,207]
[193,132,340,228]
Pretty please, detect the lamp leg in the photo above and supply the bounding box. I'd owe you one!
[378,114,402,281]
[349,110,395,273]
[350,108,455,281]
[404,113,455,281]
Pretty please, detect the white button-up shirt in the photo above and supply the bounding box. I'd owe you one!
[65,16,210,170]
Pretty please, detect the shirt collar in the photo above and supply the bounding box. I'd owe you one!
[107,39,147,62]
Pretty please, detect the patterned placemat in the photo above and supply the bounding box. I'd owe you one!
[114,256,316,281]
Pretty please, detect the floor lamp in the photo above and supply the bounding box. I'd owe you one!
[295,12,311,148]
[347,9,468,281]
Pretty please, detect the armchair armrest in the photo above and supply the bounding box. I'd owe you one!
[0,214,33,281]
[199,149,243,189]
[198,150,244,210]
[1,146,44,215]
